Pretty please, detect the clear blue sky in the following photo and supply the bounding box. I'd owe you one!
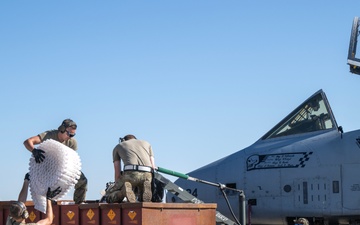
[1,1,360,201]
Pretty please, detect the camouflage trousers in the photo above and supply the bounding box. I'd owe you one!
[74,171,88,204]
[106,171,152,203]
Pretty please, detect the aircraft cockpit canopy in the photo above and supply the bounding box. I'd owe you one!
[262,91,336,140]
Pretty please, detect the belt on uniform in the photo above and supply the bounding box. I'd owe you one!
[124,165,152,173]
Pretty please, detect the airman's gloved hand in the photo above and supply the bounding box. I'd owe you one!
[32,148,45,163]
[46,187,62,200]
[24,173,30,181]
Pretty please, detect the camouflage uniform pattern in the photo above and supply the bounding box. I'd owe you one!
[74,172,87,204]
[106,171,152,203]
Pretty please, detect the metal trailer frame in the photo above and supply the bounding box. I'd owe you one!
[154,170,246,225]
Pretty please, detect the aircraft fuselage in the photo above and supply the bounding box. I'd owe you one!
[167,90,360,225]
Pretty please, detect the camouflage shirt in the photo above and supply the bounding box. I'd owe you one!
[38,129,78,150]
[112,139,153,167]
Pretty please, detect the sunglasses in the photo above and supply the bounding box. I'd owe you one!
[66,130,76,138]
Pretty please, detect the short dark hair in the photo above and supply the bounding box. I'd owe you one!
[58,119,77,132]
[123,134,136,141]
[63,119,77,129]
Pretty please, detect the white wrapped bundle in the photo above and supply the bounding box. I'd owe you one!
[29,139,81,213]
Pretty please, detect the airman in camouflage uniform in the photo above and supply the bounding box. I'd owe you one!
[23,119,87,204]
[106,134,155,203]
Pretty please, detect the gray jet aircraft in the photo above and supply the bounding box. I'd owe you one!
[167,89,360,225]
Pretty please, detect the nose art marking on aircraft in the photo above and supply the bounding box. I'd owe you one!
[246,152,313,171]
